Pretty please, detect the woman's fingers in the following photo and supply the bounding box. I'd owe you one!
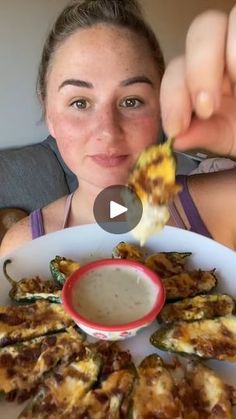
[226,4,236,83]
[185,10,227,119]
[161,10,228,137]
[173,116,233,156]
[173,96,236,156]
[160,56,192,137]
[161,7,236,156]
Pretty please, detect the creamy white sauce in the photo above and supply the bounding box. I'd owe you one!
[72,266,156,325]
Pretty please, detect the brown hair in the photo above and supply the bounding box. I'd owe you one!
[37,0,165,102]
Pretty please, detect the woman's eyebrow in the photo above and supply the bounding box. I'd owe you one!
[121,76,153,87]
[58,79,93,90]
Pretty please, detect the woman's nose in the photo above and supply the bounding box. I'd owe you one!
[95,107,123,143]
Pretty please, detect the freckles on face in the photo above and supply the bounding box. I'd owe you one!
[48,113,86,175]
[45,24,161,185]
[125,109,161,157]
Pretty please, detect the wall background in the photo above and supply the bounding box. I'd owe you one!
[0,0,235,149]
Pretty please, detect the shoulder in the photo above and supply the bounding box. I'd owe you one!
[188,168,236,200]
[187,169,236,249]
[0,195,70,257]
[41,195,69,234]
[0,215,32,257]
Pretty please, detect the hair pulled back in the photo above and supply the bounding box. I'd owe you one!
[37,0,165,102]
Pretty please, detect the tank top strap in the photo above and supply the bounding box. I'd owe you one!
[176,175,212,238]
[168,200,186,230]
[62,193,74,228]
[30,208,45,239]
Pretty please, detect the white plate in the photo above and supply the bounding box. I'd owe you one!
[0,225,235,418]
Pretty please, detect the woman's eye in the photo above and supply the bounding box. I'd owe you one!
[71,99,89,110]
[120,98,143,108]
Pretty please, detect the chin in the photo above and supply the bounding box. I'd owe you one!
[96,174,129,189]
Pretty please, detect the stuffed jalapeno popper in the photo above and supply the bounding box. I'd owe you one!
[145,251,191,278]
[50,255,80,285]
[3,259,61,303]
[19,348,102,419]
[159,293,235,323]
[182,362,236,418]
[163,269,217,301]
[112,241,145,262]
[0,327,84,402]
[151,315,236,361]
[128,139,181,245]
[131,354,183,418]
[0,300,74,347]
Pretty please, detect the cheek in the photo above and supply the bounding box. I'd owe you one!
[50,113,81,142]
[128,113,160,150]
[48,113,85,171]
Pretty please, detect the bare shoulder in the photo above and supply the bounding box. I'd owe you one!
[41,195,68,234]
[188,168,236,249]
[189,168,236,198]
[0,195,68,257]
[0,215,32,257]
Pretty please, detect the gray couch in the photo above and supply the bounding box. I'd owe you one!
[0,136,78,212]
[0,136,198,213]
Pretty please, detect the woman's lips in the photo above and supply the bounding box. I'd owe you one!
[90,154,129,168]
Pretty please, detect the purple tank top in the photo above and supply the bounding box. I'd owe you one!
[30,208,45,239]
[30,178,212,239]
[175,175,212,238]
[30,193,73,239]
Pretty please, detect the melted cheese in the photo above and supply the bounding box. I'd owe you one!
[0,328,83,394]
[131,202,169,245]
[133,363,182,418]
[156,315,236,361]
[0,301,73,346]
[128,140,180,244]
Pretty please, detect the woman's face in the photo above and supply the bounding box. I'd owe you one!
[46,24,161,189]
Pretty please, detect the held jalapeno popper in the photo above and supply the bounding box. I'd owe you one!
[128,139,181,245]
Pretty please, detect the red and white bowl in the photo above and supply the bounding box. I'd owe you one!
[62,258,165,341]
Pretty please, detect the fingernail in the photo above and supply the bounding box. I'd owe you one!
[195,91,215,119]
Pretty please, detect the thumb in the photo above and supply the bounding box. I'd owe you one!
[173,114,235,157]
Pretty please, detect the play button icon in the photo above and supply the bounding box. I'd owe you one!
[110,201,127,219]
[93,185,143,234]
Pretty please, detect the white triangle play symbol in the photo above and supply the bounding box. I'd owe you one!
[110,201,128,219]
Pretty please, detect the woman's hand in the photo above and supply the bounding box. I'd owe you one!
[160,5,236,156]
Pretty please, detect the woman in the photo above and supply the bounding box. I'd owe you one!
[1,0,236,255]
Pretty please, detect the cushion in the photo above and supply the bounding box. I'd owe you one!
[0,143,70,212]
[175,151,199,175]
[42,136,78,193]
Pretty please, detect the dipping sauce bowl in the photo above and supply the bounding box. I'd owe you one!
[62,258,165,340]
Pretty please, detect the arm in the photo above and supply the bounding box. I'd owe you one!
[187,169,236,250]
[0,217,32,257]
[160,6,236,156]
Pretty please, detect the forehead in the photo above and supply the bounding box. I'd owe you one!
[47,24,160,84]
